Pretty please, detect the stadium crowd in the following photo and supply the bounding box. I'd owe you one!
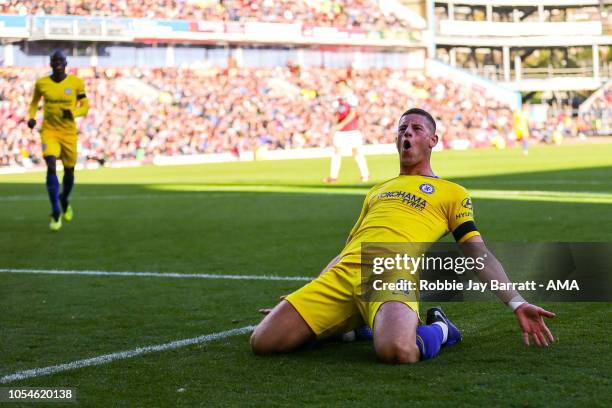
[0,0,413,31]
[0,66,603,168]
[580,84,612,135]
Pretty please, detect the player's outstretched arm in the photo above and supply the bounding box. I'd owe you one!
[317,233,355,277]
[513,302,555,347]
[73,94,89,118]
[258,235,353,315]
[461,235,556,347]
[259,187,367,316]
[27,82,42,129]
[70,78,90,119]
[63,96,88,121]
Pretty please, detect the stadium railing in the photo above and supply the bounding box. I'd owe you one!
[437,20,602,37]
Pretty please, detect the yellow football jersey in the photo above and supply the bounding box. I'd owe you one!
[513,110,529,138]
[339,175,480,263]
[29,74,88,134]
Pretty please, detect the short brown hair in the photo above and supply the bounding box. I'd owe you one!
[399,108,436,133]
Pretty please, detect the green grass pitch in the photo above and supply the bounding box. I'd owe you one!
[0,143,611,406]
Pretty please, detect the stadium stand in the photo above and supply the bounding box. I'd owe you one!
[0,1,609,169]
[0,0,415,31]
[579,79,612,135]
[1,66,520,167]
[432,0,611,93]
[3,63,606,168]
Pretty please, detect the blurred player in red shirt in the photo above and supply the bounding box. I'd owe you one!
[324,80,370,183]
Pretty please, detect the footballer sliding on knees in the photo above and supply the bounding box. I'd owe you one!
[251,108,555,364]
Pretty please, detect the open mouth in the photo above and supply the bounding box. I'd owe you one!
[403,140,411,150]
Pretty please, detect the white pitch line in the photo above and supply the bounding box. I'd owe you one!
[0,193,229,202]
[0,268,311,282]
[0,326,256,384]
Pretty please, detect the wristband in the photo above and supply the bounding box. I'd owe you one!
[507,295,526,312]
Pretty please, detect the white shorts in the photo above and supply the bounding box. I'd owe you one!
[333,130,363,151]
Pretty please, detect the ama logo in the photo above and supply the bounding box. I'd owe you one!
[462,198,473,209]
[419,183,435,194]
[64,88,72,95]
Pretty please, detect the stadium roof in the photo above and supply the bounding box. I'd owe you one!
[434,0,606,6]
